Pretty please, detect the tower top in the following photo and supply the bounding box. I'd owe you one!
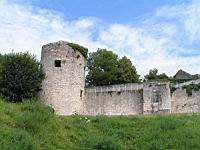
[42,40,88,59]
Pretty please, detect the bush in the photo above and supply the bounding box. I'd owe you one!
[183,83,200,96]
[68,43,88,59]
[0,52,45,102]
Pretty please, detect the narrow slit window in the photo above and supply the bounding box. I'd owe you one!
[55,60,61,67]
[80,90,83,98]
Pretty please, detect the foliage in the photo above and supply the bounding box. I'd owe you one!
[182,83,200,96]
[170,78,194,84]
[0,52,45,102]
[117,56,140,84]
[86,49,140,86]
[86,49,118,86]
[1,98,200,149]
[144,68,170,82]
[68,43,88,59]
[0,53,4,65]
[144,68,198,83]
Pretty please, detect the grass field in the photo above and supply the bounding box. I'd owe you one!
[1,98,200,150]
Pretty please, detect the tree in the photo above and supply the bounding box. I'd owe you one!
[86,49,140,86]
[117,56,140,84]
[0,52,45,102]
[86,49,119,86]
[157,73,170,80]
[144,68,170,81]
[144,68,158,81]
[0,54,5,68]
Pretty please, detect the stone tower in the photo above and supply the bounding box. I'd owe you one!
[39,41,86,115]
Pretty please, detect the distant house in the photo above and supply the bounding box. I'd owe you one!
[174,69,200,80]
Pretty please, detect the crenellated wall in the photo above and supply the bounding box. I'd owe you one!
[171,80,200,113]
[172,88,200,113]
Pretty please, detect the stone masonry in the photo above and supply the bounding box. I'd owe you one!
[171,79,200,113]
[39,41,200,116]
[39,41,86,115]
[84,82,171,115]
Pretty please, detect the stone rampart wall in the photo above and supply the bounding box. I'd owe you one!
[84,84,143,115]
[172,88,200,113]
[84,82,171,115]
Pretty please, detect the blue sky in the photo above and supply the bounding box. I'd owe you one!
[12,0,191,23]
[1,0,200,76]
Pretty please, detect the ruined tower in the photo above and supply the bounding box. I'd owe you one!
[39,41,86,115]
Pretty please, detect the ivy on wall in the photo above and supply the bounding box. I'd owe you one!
[170,83,200,96]
[68,43,88,59]
[182,83,200,96]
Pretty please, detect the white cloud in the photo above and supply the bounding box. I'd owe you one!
[97,0,200,76]
[0,1,104,59]
[0,0,200,77]
[73,17,98,29]
[184,0,200,41]
[155,4,185,19]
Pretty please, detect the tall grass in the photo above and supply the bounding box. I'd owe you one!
[1,98,200,150]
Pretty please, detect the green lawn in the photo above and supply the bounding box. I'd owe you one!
[0,98,200,150]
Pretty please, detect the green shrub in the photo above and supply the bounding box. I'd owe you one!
[0,52,45,102]
[68,43,88,59]
[183,83,200,96]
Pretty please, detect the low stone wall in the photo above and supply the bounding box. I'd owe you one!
[84,84,143,115]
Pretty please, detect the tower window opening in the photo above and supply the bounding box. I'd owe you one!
[80,90,83,98]
[55,60,61,67]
